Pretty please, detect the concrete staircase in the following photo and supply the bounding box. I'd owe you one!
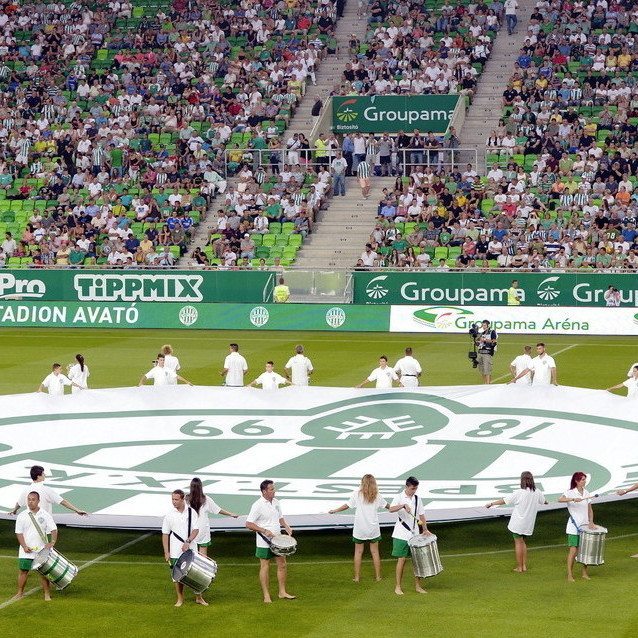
[459,1,536,172]
[295,177,395,268]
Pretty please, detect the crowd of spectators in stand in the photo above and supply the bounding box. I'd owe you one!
[0,0,335,268]
[357,0,638,271]
[334,0,499,98]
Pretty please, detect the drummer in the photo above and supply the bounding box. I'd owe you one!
[558,472,597,582]
[14,491,58,601]
[245,480,296,603]
[161,489,205,607]
[391,476,432,595]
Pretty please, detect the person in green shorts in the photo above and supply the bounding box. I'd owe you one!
[14,491,58,601]
[558,471,596,582]
[245,480,295,603]
[390,476,432,595]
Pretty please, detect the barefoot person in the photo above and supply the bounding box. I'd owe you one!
[486,471,547,573]
[9,465,88,517]
[245,480,296,603]
[186,477,239,557]
[391,476,432,595]
[558,472,596,582]
[329,474,402,582]
[161,489,206,607]
[15,491,57,601]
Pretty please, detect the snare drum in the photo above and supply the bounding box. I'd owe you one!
[576,524,608,566]
[172,550,218,594]
[270,534,297,557]
[32,547,78,590]
[408,534,443,578]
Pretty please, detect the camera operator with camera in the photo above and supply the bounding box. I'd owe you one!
[469,320,498,384]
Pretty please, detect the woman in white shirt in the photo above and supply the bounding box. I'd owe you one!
[486,471,547,573]
[68,354,89,393]
[558,471,596,581]
[329,474,404,582]
[605,363,638,398]
[161,344,180,384]
[186,477,238,558]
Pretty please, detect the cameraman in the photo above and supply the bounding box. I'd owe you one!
[471,320,498,384]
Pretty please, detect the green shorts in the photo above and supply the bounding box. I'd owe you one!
[198,541,211,549]
[18,558,33,571]
[168,558,178,568]
[391,538,410,558]
[352,536,381,544]
[567,534,580,548]
[512,533,529,539]
[256,547,275,560]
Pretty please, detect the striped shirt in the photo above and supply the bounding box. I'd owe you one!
[92,146,106,166]
[357,161,370,178]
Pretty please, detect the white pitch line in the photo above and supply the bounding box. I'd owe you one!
[493,344,578,383]
[0,529,636,568]
[0,532,152,611]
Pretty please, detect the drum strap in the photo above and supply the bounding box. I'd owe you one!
[171,507,193,544]
[569,515,581,535]
[28,512,48,544]
[257,531,273,547]
[400,496,419,532]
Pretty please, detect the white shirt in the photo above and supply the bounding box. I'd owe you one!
[163,354,181,373]
[15,508,57,559]
[191,496,221,544]
[503,488,546,535]
[530,354,556,386]
[285,354,313,386]
[347,491,388,540]
[391,490,425,541]
[246,496,283,548]
[622,377,638,398]
[511,354,533,384]
[68,363,90,393]
[41,372,72,396]
[144,365,177,386]
[254,371,287,390]
[224,351,248,387]
[367,365,398,388]
[161,506,200,558]
[17,482,63,515]
[393,356,422,379]
[563,487,591,534]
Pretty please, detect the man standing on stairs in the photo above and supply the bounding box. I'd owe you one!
[353,132,366,173]
[342,134,354,176]
[504,0,519,35]
[331,151,348,196]
[357,157,371,199]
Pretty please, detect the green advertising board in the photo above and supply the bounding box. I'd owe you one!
[354,271,638,307]
[332,95,459,133]
[0,301,391,331]
[0,270,274,303]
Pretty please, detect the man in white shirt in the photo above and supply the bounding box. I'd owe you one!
[504,0,519,34]
[249,361,291,390]
[509,345,533,385]
[15,491,58,601]
[9,465,88,517]
[161,489,204,607]
[284,345,314,386]
[245,480,295,603]
[391,476,432,595]
[511,343,557,386]
[393,347,422,387]
[139,354,192,387]
[38,363,82,395]
[357,356,399,388]
[222,343,248,387]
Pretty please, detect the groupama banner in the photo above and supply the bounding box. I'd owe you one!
[332,95,459,133]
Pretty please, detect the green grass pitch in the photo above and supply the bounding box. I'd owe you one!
[0,328,637,636]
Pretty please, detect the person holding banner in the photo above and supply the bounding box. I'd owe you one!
[391,476,432,595]
[605,364,638,398]
[15,491,58,601]
[245,480,296,603]
[558,472,596,582]
[38,363,83,395]
[486,471,547,573]
[161,489,204,607]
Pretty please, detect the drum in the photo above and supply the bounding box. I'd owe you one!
[32,547,78,590]
[408,534,443,578]
[576,524,608,566]
[270,534,297,557]
[171,550,218,594]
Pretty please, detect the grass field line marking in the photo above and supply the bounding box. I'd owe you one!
[492,344,578,383]
[1,529,635,568]
[0,532,152,612]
